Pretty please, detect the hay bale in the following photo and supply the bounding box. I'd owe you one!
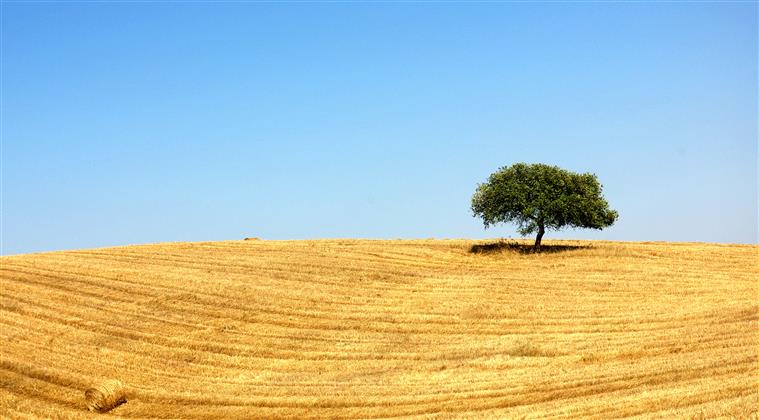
[84,379,126,413]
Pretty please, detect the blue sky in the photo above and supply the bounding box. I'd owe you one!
[2,2,757,255]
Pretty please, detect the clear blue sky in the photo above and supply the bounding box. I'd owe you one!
[2,2,757,255]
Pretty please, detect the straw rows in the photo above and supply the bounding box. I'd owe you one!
[1,239,757,418]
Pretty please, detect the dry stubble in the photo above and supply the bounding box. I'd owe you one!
[0,239,757,418]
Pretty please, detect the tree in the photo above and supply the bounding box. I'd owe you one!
[471,163,618,252]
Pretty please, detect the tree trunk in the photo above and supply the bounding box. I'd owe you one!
[534,224,545,252]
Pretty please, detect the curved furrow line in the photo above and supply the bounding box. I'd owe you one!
[588,384,758,419]
[61,250,447,281]
[1,262,464,319]
[0,334,756,412]
[0,286,208,333]
[2,285,441,352]
[75,247,464,272]
[4,300,569,362]
[3,263,603,331]
[3,338,755,412]
[4,274,753,343]
[4,278,756,356]
[2,260,492,307]
[109,357,757,413]
[8,317,752,398]
[1,267,155,303]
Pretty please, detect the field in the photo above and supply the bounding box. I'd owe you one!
[1,239,757,418]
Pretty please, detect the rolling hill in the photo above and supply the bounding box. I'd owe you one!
[1,239,757,418]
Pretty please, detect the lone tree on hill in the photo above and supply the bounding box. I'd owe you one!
[471,163,618,252]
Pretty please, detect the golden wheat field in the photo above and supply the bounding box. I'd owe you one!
[1,239,757,419]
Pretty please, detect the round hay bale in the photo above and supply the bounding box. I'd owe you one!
[84,379,126,413]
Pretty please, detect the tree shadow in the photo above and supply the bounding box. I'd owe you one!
[469,240,590,255]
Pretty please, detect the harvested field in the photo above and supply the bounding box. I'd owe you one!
[1,239,757,418]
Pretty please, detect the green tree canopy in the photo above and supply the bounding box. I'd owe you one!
[471,163,618,251]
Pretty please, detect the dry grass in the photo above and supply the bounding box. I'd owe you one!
[0,239,757,418]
